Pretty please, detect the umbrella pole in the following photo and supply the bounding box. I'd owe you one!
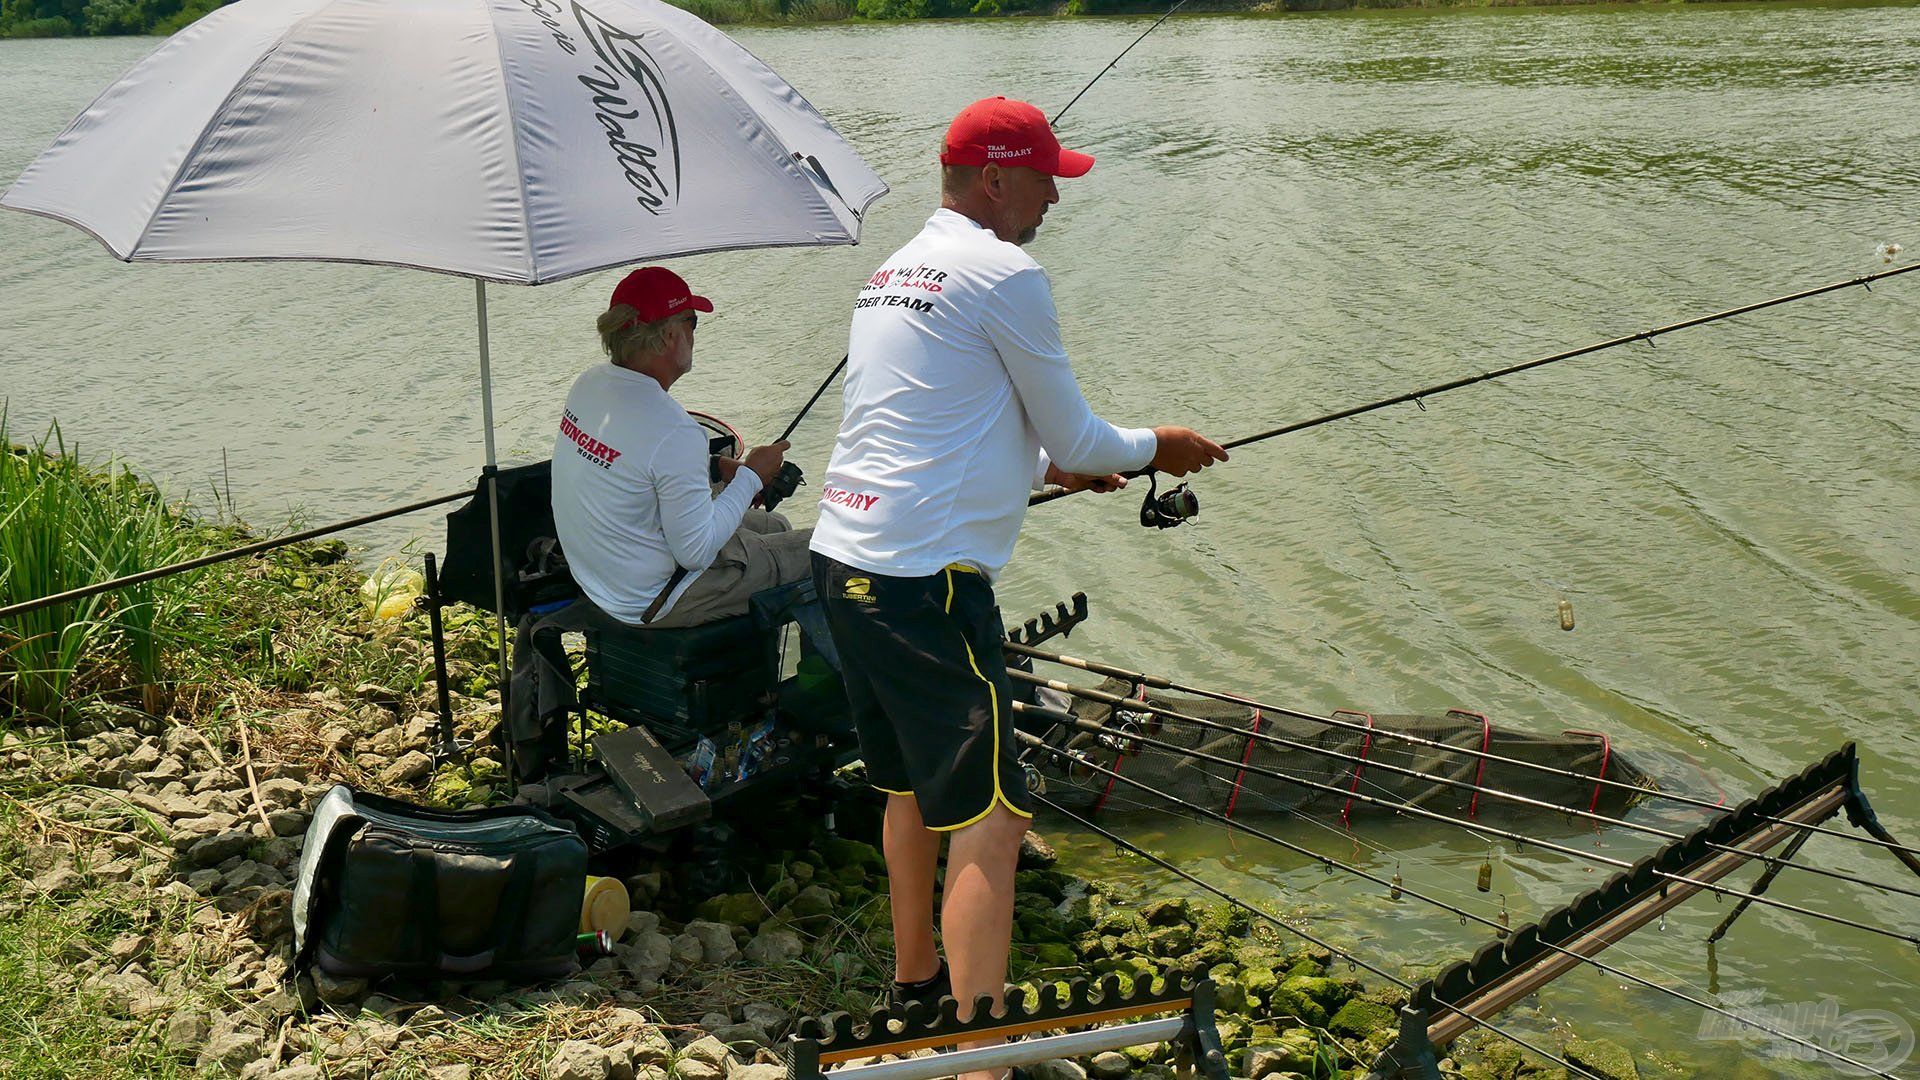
[475,279,517,795]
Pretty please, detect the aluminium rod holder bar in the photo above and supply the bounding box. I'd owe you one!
[783,973,1227,1080]
[1368,746,1896,1077]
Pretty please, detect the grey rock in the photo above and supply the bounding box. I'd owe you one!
[197,1030,265,1074]
[222,860,281,892]
[669,932,706,969]
[379,750,433,786]
[428,1066,472,1080]
[186,868,223,895]
[626,1026,675,1066]
[166,1008,212,1052]
[676,1062,724,1080]
[271,1066,325,1080]
[625,910,660,939]
[633,1068,669,1080]
[1018,831,1059,870]
[125,742,163,771]
[266,809,310,837]
[247,888,295,942]
[1024,1061,1087,1080]
[1088,1051,1132,1080]
[683,919,741,965]
[728,1066,785,1080]
[1245,1047,1290,1080]
[785,884,836,921]
[743,928,805,966]
[680,1035,735,1070]
[620,932,673,982]
[256,777,304,811]
[546,1040,613,1080]
[712,1023,768,1049]
[188,829,255,869]
[312,968,368,1005]
[32,867,85,897]
[741,1003,790,1035]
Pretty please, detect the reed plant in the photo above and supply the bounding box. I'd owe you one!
[0,414,206,722]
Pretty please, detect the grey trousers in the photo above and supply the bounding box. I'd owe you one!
[649,510,814,628]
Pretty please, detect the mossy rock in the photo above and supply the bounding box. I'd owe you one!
[1030,942,1078,969]
[1077,934,1109,962]
[695,892,769,930]
[820,836,885,872]
[1194,902,1251,939]
[1273,1029,1340,1079]
[1284,958,1324,980]
[1328,998,1396,1043]
[1565,1038,1640,1080]
[1212,974,1248,1013]
[1146,924,1193,957]
[764,877,799,910]
[1242,965,1279,1003]
[1016,869,1070,902]
[1116,928,1150,955]
[1190,938,1231,970]
[1139,897,1192,927]
[1265,983,1329,1029]
[1097,909,1145,936]
[1279,975,1350,1013]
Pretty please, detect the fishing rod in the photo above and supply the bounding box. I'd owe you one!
[765,0,1191,456]
[1032,259,1920,511]
[1009,744,1607,1080]
[1010,699,1920,946]
[1006,636,1920,864]
[1022,738,1902,1078]
[0,487,471,623]
[1012,668,1920,901]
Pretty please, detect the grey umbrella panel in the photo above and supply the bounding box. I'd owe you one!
[1,0,887,284]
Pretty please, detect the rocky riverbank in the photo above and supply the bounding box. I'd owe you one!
[1,526,1657,1079]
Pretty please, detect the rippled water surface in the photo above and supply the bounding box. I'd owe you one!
[4,3,1918,1071]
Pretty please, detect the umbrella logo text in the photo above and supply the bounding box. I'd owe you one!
[573,2,682,215]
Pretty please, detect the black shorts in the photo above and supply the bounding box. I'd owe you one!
[811,553,1033,831]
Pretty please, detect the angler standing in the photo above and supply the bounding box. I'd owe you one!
[810,96,1225,1077]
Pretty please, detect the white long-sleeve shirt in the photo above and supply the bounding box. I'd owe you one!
[810,209,1156,581]
[551,363,761,623]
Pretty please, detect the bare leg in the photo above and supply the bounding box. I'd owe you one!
[883,793,942,984]
[942,804,1032,1080]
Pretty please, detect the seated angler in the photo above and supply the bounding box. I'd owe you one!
[551,266,811,628]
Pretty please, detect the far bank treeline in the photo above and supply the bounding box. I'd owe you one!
[2,0,1395,40]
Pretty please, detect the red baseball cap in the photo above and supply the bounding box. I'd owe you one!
[609,266,713,328]
[938,97,1094,179]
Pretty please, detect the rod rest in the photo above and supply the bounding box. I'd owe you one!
[791,970,1199,1055]
[1423,744,1856,1007]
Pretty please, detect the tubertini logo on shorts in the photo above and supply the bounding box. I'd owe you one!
[841,577,875,604]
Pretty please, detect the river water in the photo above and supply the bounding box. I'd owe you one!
[3,3,1918,1072]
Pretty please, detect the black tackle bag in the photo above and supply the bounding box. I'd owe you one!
[292,785,585,981]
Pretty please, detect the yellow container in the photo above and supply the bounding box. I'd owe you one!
[580,875,631,939]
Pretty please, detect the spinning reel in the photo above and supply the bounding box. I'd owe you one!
[693,411,806,513]
[1138,471,1199,529]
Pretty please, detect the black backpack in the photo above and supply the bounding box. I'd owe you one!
[292,786,586,981]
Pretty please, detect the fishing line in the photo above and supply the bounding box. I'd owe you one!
[1007,638,1920,862]
[1025,739,1904,1078]
[1014,701,1920,946]
[1030,259,1920,508]
[1017,670,1920,902]
[1022,789,1608,1080]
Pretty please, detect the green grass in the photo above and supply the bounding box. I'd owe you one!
[0,413,212,721]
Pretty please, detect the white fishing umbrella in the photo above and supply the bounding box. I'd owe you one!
[2,0,886,726]
[2,0,885,279]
